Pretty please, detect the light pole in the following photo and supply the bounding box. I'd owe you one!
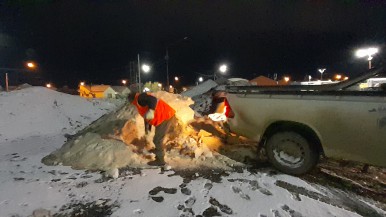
[318,68,326,80]
[356,47,379,69]
[165,37,188,89]
[137,53,151,92]
[1,61,36,92]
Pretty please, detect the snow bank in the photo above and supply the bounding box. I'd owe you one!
[42,132,147,171]
[0,87,117,141]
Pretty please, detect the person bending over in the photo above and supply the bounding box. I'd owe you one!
[128,92,178,166]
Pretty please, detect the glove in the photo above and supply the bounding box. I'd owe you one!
[145,109,155,120]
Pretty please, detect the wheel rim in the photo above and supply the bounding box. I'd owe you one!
[272,138,305,168]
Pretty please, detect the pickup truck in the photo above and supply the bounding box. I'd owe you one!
[223,68,386,175]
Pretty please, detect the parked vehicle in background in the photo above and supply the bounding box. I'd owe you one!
[222,68,386,175]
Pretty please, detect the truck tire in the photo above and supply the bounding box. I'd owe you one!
[266,131,319,175]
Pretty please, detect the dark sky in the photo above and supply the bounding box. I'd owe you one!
[1,0,386,87]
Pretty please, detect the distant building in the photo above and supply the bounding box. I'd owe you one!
[249,76,289,86]
[78,85,116,98]
[249,76,277,86]
[111,86,131,98]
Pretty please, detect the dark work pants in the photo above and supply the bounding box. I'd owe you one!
[153,115,178,161]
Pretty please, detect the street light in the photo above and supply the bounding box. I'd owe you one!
[165,36,188,88]
[80,82,85,86]
[356,47,379,69]
[198,77,203,82]
[142,64,150,73]
[174,76,179,81]
[1,62,38,92]
[284,76,290,82]
[121,80,127,85]
[318,68,326,80]
[214,64,228,80]
[138,63,150,92]
[137,53,151,92]
[27,62,36,69]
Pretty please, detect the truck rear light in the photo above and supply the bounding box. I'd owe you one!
[224,98,235,118]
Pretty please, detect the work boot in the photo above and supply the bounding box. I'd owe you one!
[147,157,166,166]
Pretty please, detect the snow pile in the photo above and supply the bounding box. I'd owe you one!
[42,90,247,173]
[43,132,147,171]
[152,91,195,125]
[0,87,117,141]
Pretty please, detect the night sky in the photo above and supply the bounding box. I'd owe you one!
[1,0,385,88]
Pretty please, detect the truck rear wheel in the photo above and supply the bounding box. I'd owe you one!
[266,131,319,175]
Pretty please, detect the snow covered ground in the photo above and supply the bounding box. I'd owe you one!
[0,87,385,217]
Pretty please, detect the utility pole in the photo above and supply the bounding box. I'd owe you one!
[5,72,9,92]
[137,54,141,92]
[165,48,169,88]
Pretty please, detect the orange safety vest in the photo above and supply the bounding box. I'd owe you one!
[132,93,176,126]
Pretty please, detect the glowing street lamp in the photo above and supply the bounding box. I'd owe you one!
[284,76,290,82]
[80,82,85,86]
[137,52,151,92]
[335,74,342,80]
[174,76,179,81]
[121,80,127,85]
[356,47,379,69]
[214,64,228,80]
[142,64,150,73]
[26,62,36,69]
[318,68,326,80]
[219,64,227,73]
[46,83,52,88]
[198,77,203,82]
[138,64,151,92]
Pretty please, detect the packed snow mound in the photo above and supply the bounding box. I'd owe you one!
[44,132,147,170]
[151,91,195,125]
[181,79,218,98]
[17,83,33,89]
[42,91,250,172]
[0,87,117,141]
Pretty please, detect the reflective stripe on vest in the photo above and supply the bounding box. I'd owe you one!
[132,93,176,126]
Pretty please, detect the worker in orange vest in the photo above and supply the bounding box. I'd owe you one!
[128,91,178,166]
